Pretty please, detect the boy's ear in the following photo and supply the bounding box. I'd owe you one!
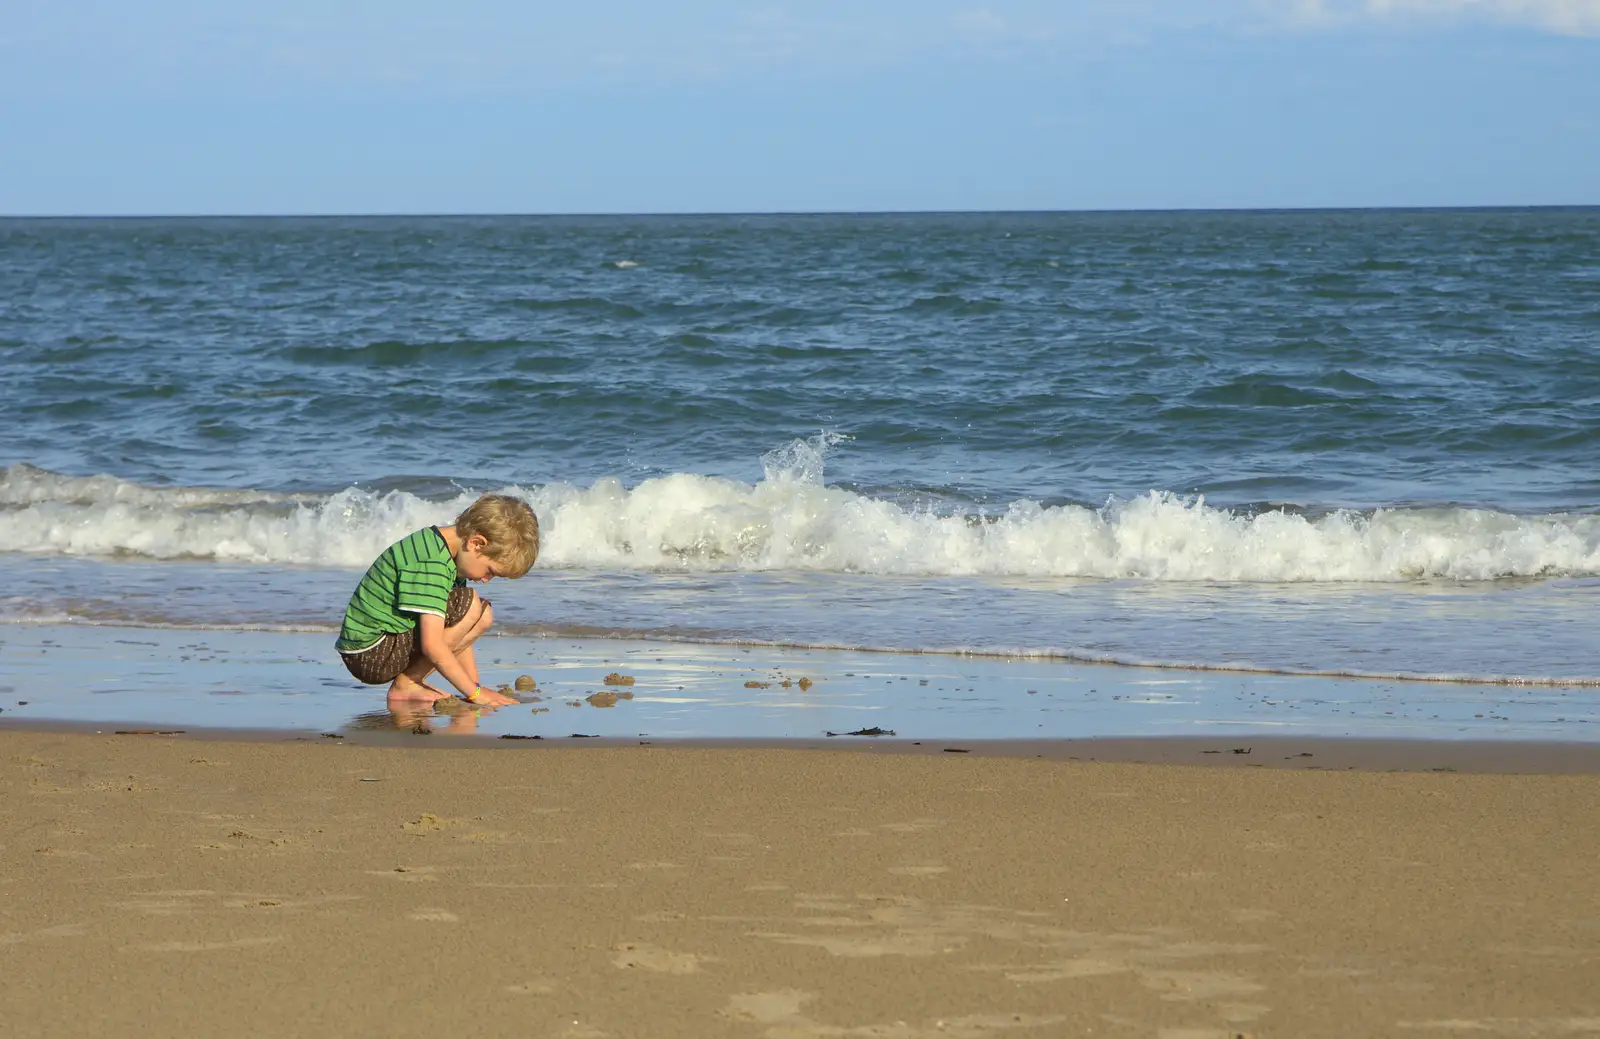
[467,534,489,552]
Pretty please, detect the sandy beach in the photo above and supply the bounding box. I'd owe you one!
[2,730,1596,1038]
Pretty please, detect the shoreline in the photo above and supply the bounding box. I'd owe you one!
[5,719,1600,773]
[12,612,1599,688]
[4,622,1596,744]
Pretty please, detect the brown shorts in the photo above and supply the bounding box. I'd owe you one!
[340,586,479,685]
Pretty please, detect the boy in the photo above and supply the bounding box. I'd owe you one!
[337,494,539,708]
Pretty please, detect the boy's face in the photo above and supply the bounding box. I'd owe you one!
[457,535,501,583]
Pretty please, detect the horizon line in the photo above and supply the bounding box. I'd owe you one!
[3,203,1598,220]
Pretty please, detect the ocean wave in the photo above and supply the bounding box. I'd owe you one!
[0,463,298,509]
[3,448,1598,581]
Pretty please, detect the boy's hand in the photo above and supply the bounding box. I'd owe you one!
[463,684,518,707]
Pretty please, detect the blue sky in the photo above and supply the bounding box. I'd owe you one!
[3,1,1597,214]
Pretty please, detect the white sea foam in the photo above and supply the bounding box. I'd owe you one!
[0,463,296,509]
[2,454,1597,581]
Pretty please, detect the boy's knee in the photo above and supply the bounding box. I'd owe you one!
[443,585,477,628]
[477,600,494,631]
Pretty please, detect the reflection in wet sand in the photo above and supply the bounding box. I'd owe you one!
[349,697,498,736]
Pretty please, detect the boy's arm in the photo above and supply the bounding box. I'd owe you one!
[415,613,482,699]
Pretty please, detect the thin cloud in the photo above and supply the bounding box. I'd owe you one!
[1270,0,1600,34]
[6,1,1595,101]
[952,8,1013,35]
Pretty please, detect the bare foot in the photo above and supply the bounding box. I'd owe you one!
[388,673,449,702]
[464,686,519,708]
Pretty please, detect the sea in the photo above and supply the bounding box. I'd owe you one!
[2,209,1598,733]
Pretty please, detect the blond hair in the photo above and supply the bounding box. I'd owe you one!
[455,494,540,578]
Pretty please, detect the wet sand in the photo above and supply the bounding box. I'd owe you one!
[2,729,1597,1037]
[5,622,1598,741]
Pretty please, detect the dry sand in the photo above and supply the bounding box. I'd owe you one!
[2,730,1597,1038]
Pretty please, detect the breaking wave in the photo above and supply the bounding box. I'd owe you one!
[3,444,1598,582]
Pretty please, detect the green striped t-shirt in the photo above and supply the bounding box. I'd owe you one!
[336,527,458,653]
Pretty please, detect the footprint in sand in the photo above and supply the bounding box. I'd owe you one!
[455,830,512,843]
[1217,1003,1272,1024]
[1140,969,1266,1002]
[125,936,285,953]
[1394,1018,1600,1035]
[0,923,86,946]
[366,866,442,882]
[407,908,459,922]
[888,865,950,877]
[112,898,198,916]
[611,942,711,974]
[1230,908,1278,924]
[720,1002,1064,1037]
[721,989,814,1025]
[792,897,857,912]
[402,813,452,835]
[752,929,958,958]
